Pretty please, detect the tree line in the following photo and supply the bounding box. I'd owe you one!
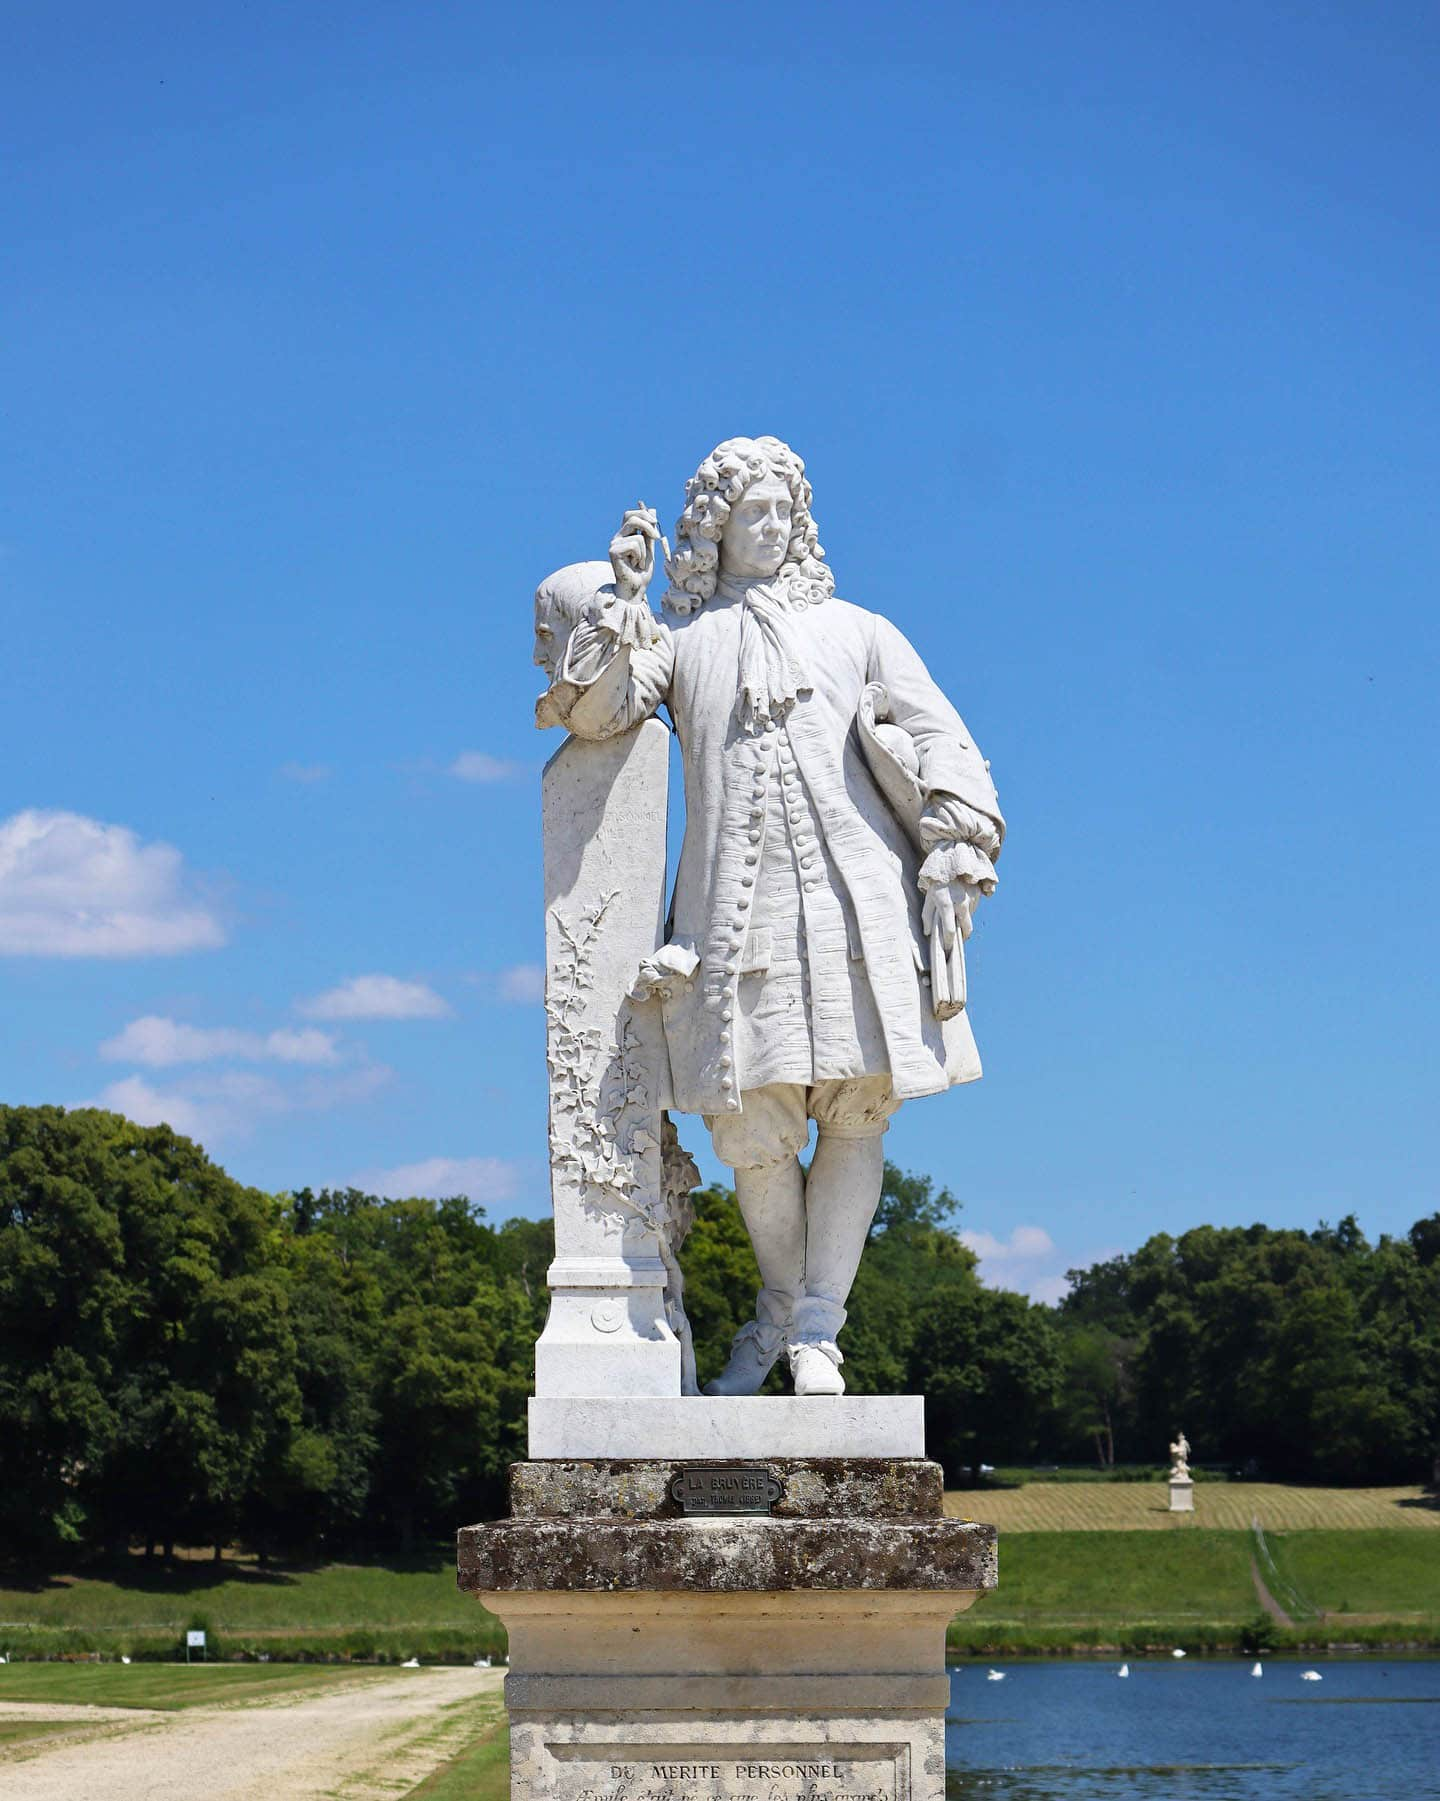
[1,1104,1435,1562]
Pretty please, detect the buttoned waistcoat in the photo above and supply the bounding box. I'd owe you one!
[554,593,1002,1119]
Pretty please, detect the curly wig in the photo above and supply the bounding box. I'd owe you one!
[660,436,833,616]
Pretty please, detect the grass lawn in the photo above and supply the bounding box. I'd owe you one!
[0,1662,396,1710]
[966,1530,1257,1625]
[947,1482,1439,1532]
[0,1552,504,1661]
[3,1493,1437,1668]
[404,1714,510,1798]
[0,1720,86,1748]
[945,1524,1440,1653]
[1268,1531,1440,1621]
[0,1553,480,1632]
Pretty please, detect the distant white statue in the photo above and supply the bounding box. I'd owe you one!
[1169,1430,1192,1481]
[539,436,1005,1400]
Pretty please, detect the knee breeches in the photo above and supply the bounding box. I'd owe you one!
[705,1076,901,1172]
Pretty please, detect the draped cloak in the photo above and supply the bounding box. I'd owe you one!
[550,587,1003,1121]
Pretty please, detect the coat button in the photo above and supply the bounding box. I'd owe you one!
[721,1008,733,1021]
[720,1076,734,1092]
[747,832,761,845]
[741,874,754,886]
[719,1056,731,1070]
[725,1098,739,1110]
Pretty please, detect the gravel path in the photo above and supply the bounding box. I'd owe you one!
[0,1666,503,1801]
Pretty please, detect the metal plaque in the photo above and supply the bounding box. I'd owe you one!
[670,1465,782,1516]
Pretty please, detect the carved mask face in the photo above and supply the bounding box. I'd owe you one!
[719,474,792,580]
[532,591,569,679]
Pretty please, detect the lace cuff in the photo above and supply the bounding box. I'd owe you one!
[920,793,1003,859]
[918,840,998,895]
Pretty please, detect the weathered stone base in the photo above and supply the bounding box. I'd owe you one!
[459,1460,996,1801]
[1169,1477,1195,1512]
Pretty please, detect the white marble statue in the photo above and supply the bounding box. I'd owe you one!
[539,436,1004,1400]
[1169,1430,1192,1481]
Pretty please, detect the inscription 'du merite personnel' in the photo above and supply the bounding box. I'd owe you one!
[560,1755,898,1801]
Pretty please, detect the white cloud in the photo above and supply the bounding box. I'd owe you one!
[1028,1274,1075,1307]
[279,762,333,784]
[93,1071,281,1146]
[266,1027,341,1063]
[94,1074,234,1144]
[100,1015,339,1068]
[448,751,522,783]
[297,974,452,1021]
[962,1224,1063,1299]
[0,809,224,958]
[92,1062,391,1148]
[963,1224,1056,1265]
[497,963,545,1003]
[959,1231,1129,1308]
[353,1155,524,1203]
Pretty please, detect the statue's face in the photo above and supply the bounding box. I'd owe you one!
[533,593,570,679]
[719,474,792,580]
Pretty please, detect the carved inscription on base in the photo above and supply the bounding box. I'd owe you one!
[547,1744,904,1801]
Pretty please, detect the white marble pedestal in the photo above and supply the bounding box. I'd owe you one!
[1169,1477,1195,1512]
[459,1459,996,1801]
[528,1395,925,1460]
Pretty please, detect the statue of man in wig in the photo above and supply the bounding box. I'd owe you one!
[542,436,1005,1398]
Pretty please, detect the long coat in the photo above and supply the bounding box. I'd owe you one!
[553,590,1002,1119]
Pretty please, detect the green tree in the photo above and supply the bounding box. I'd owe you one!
[0,1106,300,1559]
[1059,1325,1135,1466]
[911,1283,1063,1479]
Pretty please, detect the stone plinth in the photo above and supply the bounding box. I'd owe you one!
[459,1459,996,1801]
[528,1394,925,1460]
[1169,1477,1194,1512]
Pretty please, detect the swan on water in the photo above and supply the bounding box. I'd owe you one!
[1251,1662,1263,1677]
[1117,1663,1130,1677]
[1171,1648,1187,1658]
[1301,1670,1323,1681]
[986,1669,1006,1681]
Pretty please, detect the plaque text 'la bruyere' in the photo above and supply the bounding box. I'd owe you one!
[669,1466,782,1515]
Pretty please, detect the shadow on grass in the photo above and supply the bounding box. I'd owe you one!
[0,1546,459,1598]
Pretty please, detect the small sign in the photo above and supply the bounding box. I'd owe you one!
[670,1465,781,1516]
[186,1631,206,1648]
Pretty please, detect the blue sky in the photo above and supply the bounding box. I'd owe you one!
[4,1,1437,1301]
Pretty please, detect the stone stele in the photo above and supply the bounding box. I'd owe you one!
[533,716,680,1404]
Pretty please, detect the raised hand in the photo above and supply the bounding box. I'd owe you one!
[609,504,662,602]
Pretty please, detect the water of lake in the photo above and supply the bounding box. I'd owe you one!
[946,1659,1440,1800]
